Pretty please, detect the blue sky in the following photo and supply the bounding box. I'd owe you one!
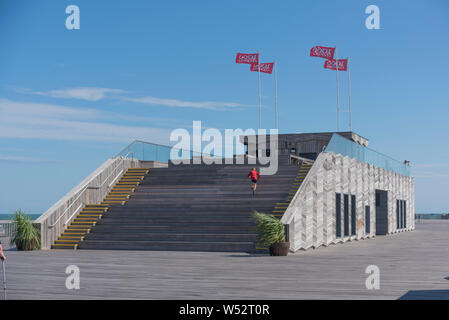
[0,0,448,214]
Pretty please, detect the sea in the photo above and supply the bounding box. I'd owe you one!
[415,213,448,220]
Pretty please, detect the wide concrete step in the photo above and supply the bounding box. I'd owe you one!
[84,232,257,242]
[91,224,256,233]
[78,240,256,252]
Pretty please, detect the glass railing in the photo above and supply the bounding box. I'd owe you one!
[324,134,411,176]
[116,140,221,162]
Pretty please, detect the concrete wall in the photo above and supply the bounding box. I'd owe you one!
[35,156,141,249]
[281,151,415,252]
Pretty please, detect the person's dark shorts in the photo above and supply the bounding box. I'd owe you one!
[252,179,258,184]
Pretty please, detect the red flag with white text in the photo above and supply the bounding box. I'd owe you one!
[324,59,348,71]
[235,53,259,65]
[310,46,335,60]
[250,62,274,74]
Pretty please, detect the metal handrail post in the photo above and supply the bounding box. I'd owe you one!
[2,260,6,300]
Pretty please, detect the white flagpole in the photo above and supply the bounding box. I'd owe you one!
[348,57,352,131]
[335,46,340,131]
[258,49,262,130]
[274,61,278,130]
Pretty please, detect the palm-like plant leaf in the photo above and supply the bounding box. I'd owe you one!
[10,210,41,250]
[252,211,285,247]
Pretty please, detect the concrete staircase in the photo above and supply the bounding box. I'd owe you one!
[78,163,308,253]
[52,168,150,249]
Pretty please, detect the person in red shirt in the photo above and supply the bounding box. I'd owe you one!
[247,168,260,195]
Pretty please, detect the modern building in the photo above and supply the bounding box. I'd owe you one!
[36,131,414,253]
[241,132,414,251]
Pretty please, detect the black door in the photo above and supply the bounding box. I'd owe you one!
[375,190,388,235]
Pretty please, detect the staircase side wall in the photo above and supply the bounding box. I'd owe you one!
[282,152,414,252]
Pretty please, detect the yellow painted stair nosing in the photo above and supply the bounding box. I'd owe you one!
[71,221,96,224]
[52,244,77,247]
[60,235,84,238]
[79,212,104,215]
[108,192,130,197]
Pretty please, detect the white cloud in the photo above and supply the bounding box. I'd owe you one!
[122,96,243,110]
[11,86,245,110]
[12,87,243,111]
[0,99,100,119]
[33,87,127,101]
[0,99,171,144]
[0,155,55,164]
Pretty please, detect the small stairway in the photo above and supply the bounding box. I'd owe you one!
[272,161,313,218]
[254,161,314,252]
[51,168,151,249]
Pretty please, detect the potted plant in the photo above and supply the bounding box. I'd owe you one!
[253,211,290,256]
[10,210,41,250]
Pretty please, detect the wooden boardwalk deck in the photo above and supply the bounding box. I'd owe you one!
[2,220,449,300]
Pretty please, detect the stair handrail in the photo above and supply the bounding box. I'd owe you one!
[48,185,88,228]
[63,203,84,226]
[289,154,315,164]
[96,151,134,189]
[48,152,134,229]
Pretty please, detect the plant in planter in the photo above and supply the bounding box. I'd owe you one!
[252,211,290,256]
[10,210,41,251]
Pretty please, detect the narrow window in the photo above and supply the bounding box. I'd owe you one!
[365,206,370,234]
[403,200,407,229]
[336,193,341,238]
[351,195,356,235]
[396,200,400,229]
[344,194,349,237]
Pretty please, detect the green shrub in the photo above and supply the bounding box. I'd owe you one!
[10,210,41,250]
[252,211,286,247]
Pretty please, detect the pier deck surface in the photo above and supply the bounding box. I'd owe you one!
[3,220,449,299]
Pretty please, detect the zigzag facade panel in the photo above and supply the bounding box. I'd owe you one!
[282,151,414,252]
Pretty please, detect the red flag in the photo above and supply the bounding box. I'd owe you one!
[310,46,335,60]
[235,53,259,65]
[324,59,348,71]
[250,62,274,74]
